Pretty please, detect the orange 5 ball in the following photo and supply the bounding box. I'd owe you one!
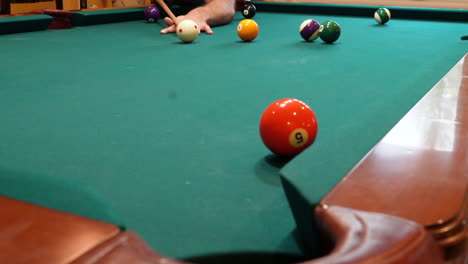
[237,19,259,42]
[259,98,318,157]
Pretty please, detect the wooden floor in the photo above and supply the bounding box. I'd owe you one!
[263,0,468,9]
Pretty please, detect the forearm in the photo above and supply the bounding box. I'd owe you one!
[187,0,235,26]
[160,0,236,34]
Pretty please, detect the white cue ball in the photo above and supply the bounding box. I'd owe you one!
[176,20,200,43]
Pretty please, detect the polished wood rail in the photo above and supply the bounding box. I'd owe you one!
[322,55,468,262]
[0,196,448,264]
[0,196,119,264]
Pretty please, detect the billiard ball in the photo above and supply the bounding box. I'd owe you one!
[242,3,256,19]
[144,6,160,23]
[299,19,321,42]
[243,1,255,9]
[176,20,200,43]
[319,21,341,44]
[259,98,318,157]
[237,19,259,42]
[374,8,391,24]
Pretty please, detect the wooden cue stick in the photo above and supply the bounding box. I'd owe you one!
[155,0,178,25]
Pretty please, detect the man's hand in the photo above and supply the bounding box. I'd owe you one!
[160,0,235,35]
[160,15,214,34]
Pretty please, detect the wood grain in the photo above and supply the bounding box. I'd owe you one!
[10,1,55,14]
[63,0,80,10]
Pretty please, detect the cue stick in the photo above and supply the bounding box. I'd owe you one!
[461,36,468,40]
[155,0,179,25]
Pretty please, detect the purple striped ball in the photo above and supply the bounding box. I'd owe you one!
[144,6,160,23]
[299,19,321,42]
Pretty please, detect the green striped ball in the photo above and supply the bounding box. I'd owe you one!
[374,8,391,24]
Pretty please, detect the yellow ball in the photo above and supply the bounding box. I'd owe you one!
[237,19,259,42]
[176,20,200,43]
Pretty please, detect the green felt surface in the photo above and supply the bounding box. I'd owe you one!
[0,3,467,261]
[280,12,468,208]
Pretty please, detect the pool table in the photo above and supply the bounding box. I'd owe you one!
[0,2,467,263]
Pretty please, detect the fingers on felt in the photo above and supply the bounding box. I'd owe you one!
[160,18,176,34]
[203,25,213,34]
[160,25,176,34]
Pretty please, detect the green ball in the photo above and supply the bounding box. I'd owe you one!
[374,8,391,24]
[319,21,341,44]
